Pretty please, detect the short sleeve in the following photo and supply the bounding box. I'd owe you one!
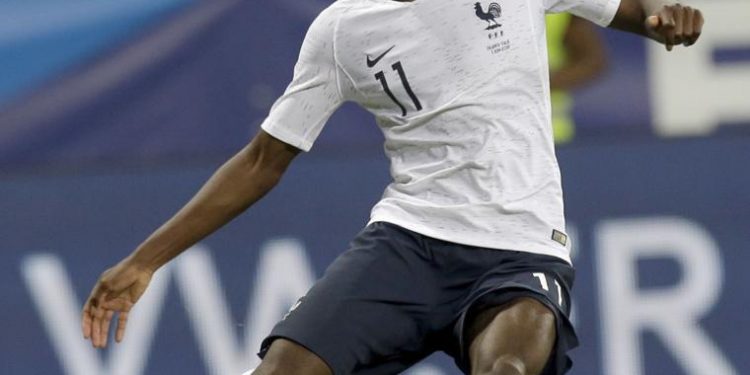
[544,0,621,27]
[260,6,350,152]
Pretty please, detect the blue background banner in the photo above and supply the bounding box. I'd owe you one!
[2,137,749,374]
[1,0,748,170]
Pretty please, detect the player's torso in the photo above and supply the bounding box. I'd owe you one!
[333,0,559,204]
[334,0,550,123]
[330,0,567,258]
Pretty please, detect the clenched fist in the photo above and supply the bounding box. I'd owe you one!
[645,4,704,51]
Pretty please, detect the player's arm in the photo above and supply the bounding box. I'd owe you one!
[126,130,299,270]
[82,130,300,348]
[609,0,704,51]
[82,2,345,349]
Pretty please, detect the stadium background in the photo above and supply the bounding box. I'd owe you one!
[1,0,748,374]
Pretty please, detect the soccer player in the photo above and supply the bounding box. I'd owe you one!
[81,0,703,374]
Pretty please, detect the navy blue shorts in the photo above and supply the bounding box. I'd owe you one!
[259,222,578,374]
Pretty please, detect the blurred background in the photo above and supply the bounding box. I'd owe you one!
[1,0,749,374]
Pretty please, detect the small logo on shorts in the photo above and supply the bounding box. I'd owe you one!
[282,297,304,320]
[551,229,567,246]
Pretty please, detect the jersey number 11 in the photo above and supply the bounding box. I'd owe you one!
[375,61,422,116]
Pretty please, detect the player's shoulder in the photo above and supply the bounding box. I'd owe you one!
[308,0,374,41]
[308,0,351,33]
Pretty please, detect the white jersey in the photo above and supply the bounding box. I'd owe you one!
[261,0,620,263]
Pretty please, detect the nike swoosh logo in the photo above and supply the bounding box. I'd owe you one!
[366,45,395,68]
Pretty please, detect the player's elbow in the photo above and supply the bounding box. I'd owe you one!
[242,133,299,187]
[242,154,285,193]
[249,130,300,175]
[255,165,285,192]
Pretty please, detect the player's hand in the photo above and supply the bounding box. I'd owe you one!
[645,4,704,51]
[82,257,153,348]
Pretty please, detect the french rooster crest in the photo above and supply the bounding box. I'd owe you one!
[474,2,502,30]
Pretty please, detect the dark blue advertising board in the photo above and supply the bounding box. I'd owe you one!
[2,136,749,375]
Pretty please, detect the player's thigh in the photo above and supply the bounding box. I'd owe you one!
[467,297,556,375]
[259,222,448,373]
[253,338,332,375]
